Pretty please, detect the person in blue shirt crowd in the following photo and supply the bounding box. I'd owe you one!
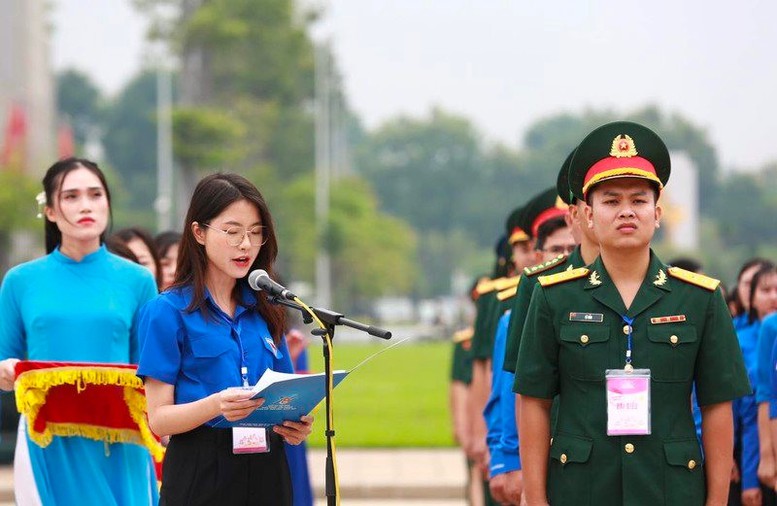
[137,173,313,506]
[735,264,777,506]
[484,187,574,505]
[735,259,774,329]
[744,260,777,496]
[285,327,314,506]
[154,230,182,292]
[113,227,164,290]
[0,157,159,505]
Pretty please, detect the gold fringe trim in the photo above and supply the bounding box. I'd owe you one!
[124,387,166,462]
[14,366,165,462]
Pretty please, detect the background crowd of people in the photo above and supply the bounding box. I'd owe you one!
[449,122,777,506]
[0,158,315,506]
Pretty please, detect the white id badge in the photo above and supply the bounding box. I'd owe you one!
[605,368,651,436]
[232,427,270,454]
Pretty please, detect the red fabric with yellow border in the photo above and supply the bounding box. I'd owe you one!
[14,361,165,469]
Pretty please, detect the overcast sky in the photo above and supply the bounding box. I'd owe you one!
[50,0,777,171]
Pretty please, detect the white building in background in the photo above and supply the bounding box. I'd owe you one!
[661,151,699,251]
[0,0,55,176]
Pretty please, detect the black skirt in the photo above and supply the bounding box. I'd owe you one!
[160,425,293,506]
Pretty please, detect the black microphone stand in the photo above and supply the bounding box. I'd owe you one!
[268,296,391,506]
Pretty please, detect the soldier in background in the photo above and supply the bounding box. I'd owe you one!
[516,121,750,506]
[450,280,484,506]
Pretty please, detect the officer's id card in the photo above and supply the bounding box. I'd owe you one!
[605,369,651,436]
[232,427,270,454]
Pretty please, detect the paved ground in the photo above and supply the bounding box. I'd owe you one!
[309,448,467,505]
[0,447,469,505]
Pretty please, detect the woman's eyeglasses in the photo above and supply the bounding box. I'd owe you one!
[200,223,268,247]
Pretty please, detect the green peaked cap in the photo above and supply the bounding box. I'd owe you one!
[568,121,670,200]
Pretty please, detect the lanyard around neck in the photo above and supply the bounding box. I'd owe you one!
[621,314,635,372]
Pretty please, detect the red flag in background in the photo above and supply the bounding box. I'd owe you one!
[58,122,75,158]
[1,103,27,168]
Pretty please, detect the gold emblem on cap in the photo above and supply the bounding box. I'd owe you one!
[610,134,638,158]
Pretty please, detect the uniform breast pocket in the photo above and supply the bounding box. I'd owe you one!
[646,323,698,382]
[187,335,235,387]
[548,433,593,506]
[559,325,610,381]
[662,438,704,504]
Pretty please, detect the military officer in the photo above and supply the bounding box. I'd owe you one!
[515,121,750,506]
[485,187,573,504]
[503,151,600,376]
[469,235,516,505]
[497,154,600,503]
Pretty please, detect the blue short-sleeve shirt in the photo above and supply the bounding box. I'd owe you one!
[137,283,293,425]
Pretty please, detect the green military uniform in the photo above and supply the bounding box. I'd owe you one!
[503,250,581,374]
[515,121,751,506]
[504,151,580,375]
[450,328,474,385]
[471,237,513,362]
[471,281,501,361]
[515,254,750,505]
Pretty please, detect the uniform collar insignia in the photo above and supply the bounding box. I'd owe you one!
[654,269,667,286]
[588,271,602,286]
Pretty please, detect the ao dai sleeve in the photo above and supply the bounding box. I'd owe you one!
[0,268,26,360]
[130,273,159,364]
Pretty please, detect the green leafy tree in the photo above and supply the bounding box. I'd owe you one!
[136,0,317,180]
[101,71,160,225]
[0,170,41,272]
[55,69,104,149]
[276,173,416,313]
[172,106,246,168]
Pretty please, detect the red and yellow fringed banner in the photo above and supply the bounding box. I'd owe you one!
[14,361,165,465]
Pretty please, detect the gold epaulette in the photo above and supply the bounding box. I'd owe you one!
[523,254,567,277]
[452,327,474,343]
[667,267,720,291]
[475,278,497,296]
[493,274,521,292]
[497,284,519,301]
[538,267,589,287]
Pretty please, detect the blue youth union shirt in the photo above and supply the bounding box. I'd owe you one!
[137,284,293,426]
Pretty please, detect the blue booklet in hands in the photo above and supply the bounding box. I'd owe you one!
[213,369,349,428]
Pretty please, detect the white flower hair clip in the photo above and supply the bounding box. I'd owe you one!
[35,191,46,219]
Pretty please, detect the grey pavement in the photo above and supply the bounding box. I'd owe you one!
[0,447,468,505]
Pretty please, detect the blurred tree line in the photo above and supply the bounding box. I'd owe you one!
[35,0,777,306]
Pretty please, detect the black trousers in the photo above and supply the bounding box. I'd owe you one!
[160,425,292,506]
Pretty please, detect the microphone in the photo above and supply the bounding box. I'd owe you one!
[248,269,297,300]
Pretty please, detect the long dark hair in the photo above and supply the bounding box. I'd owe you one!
[733,257,773,318]
[42,157,113,254]
[175,173,286,343]
[748,264,777,324]
[113,227,163,289]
